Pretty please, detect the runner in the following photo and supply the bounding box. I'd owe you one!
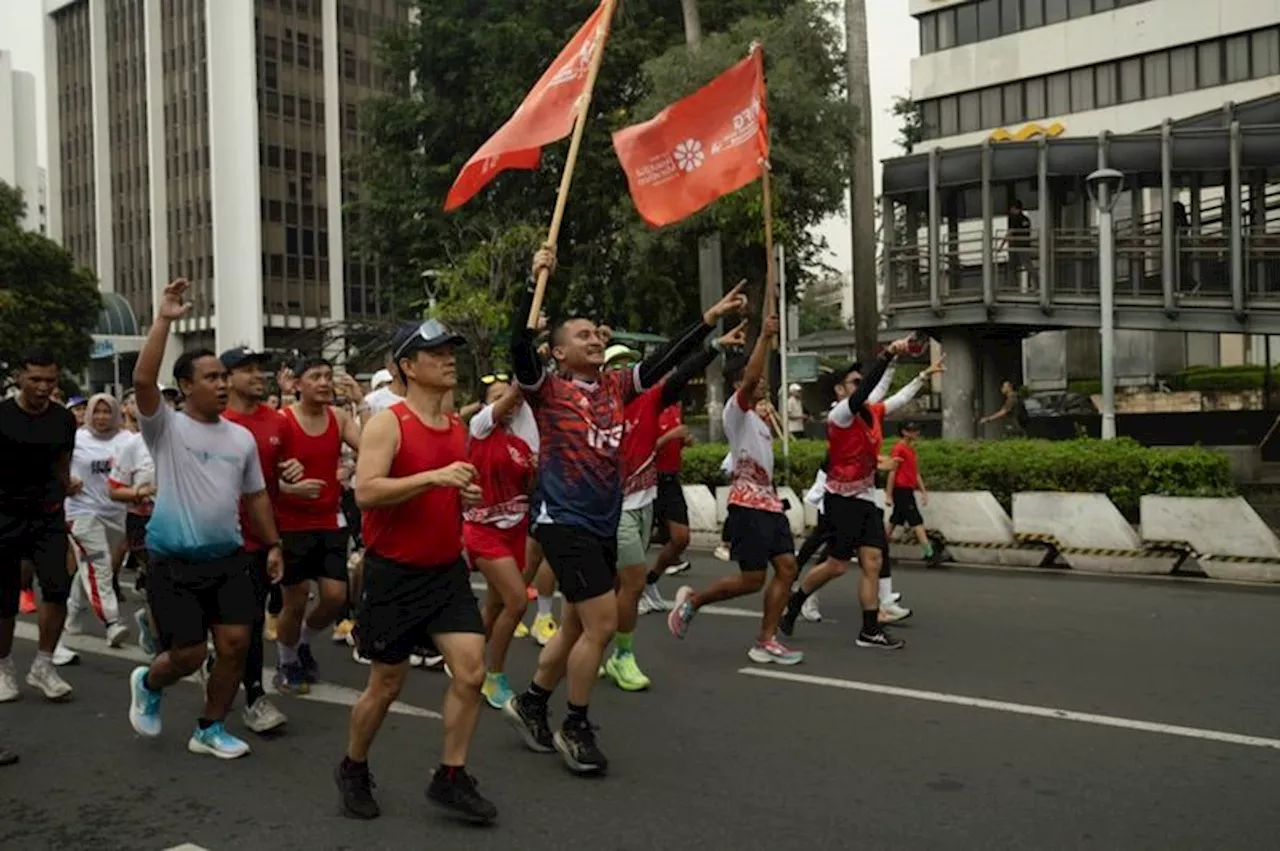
[0,350,79,702]
[336,319,494,822]
[652,401,694,582]
[220,346,294,734]
[64,394,135,648]
[503,246,746,774]
[360,358,402,417]
[463,373,538,710]
[107,414,160,654]
[666,314,804,665]
[272,358,361,693]
[126,278,284,759]
[778,341,943,648]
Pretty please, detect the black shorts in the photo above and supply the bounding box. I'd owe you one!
[0,511,71,616]
[726,505,795,572]
[654,473,689,527]
[356,552,483,665]
[147,550,259,651]
[825,493,888,561]
[534,523,617,604]
[889,488,924,528]
[246,549,271,611]
[281,529,350,586]
[340,488,363,548]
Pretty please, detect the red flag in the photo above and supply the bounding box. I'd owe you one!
[612,50,768,228]
[444,2,611,212]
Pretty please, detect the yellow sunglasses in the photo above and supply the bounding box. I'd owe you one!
[480,372,510,385]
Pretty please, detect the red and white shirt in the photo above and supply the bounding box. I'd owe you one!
[827,372,926,504]
[464,401,539,529]
[722,391,782,514]
[620,387,664,510]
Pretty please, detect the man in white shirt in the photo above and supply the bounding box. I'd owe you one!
[360,359,402,418]
[786,384,805,438]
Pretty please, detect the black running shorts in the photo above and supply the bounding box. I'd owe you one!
[280,529,350,586]
[824,493,888,561]
[0,511,71,616]
[888,487,924,529]
[726,504,795,572]
[534,523,617,604]
[654,473,689,527]
[147,550,259,651]
[356,553,483,665]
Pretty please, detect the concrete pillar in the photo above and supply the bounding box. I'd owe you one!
[940,331,976,440]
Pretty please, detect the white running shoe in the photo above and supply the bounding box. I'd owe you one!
[27,660,73,701]
[0,658,18,702]
[888,591,902,605]
[637,584,670,615]
[800,594,822,623]
[242,696,288,734]
[664,560,691,576]
[878,601,912,624]
[713,544,730,562]
[106,622,130,648]
[409,653,425,668]
[52,641,80,667]
[352,647,372,666]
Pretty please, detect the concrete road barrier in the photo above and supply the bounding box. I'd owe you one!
[777,487,805,536]
[918,492,1046,568]
[1141,496,1280,582]
[1013,492,1182,575]
[683,485,721,551]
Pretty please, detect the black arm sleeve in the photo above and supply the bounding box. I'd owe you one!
[637,319,715,390]
[659,345,718,407]
[510,278,543,387]
[848,352,894,411]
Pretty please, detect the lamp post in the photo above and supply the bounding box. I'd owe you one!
[1086,167,1124,440]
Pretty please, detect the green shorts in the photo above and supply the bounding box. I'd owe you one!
[616,503,654,568]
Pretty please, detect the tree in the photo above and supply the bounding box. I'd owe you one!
[844,0,878,363]
[891,95,925,154]
[0,182,101,376]
[798,271,847,336]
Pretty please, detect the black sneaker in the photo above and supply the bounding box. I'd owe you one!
[427,768,498,823]
[501,694,554,753]
[335,760,380,820]
[298,643,320,683]
[778,597,802,637]
[554,717,608,775]
[855,629,905,650]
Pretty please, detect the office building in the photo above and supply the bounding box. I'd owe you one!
[0,50,46,233]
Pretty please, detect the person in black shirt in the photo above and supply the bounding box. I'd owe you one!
[0,350,80,705]
[1006,200,1035,288]
[979,380,1030,437]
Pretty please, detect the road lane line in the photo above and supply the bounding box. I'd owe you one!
[738,668,1280,751]
[162,844,211,851]
[12,622,441,720]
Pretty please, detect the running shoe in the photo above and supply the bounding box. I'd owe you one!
[603,651,651,691]
[273,662,310,695]
[105,622,131,649]
[128,666,163,737]
[856,629,905,650]
[297,643,320,684]
[481,672,515,710]
[747,638,804,666]
[427,767,498,823]
[331,619,354,644]
[878,601,912,624]
[800,594,822,623]
[664,560,691,576]
[502,694,554,753]
[0,658,18,702]
[242,696,288,734]
[514,621,530,639]
[18,589,36,614]
[335,760,380,820]
[637,584,669,615]
[187,721,250,759]
[530,615,558,647]
[52,640,79,667]
[713,544,731,562]
[0,745,17,767]
[27,660,72,701]
[351,647,372,666]
[554,717,608,775]
[133,608,156,657]
[667,586,697,639]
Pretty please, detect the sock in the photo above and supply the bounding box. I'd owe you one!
[525,682,552,706]
[341,756,367,774]
[197,717,216,730]
[300,623,320,647]
[245,681,266,707]
[789,587,811,609]
[645,569,661,585]
[922,540,934,558]
[861,609,878,633]
[614,632,634,655]
[566,701,588,724]
[535,595,552,619]
[438,763,464,781]
[878,578,893,604]
[278,641,298,666]
[35,650,52,666]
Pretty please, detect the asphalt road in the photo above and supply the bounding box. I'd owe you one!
[2,556,1279,851]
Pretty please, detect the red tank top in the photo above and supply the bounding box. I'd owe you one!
[465,418,536,528]
[275,406,342,532]
[363,402,466,568]
[827,402,884,496]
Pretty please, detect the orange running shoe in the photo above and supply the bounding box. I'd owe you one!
[18,590,36,614]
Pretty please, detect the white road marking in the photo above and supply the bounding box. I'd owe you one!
[739,668,1280,751]
[12,622,441,720]
[162,844,211,851]
[468,580,786,620]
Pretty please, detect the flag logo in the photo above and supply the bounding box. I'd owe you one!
[674,139,704,173]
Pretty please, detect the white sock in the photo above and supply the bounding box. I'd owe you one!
[278,641,298,665]
[35,650,53,667]
[878,577,893,604]
[300,623,320,647]
[536,595,553,618]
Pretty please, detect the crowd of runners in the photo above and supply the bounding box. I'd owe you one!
[0,246,944,824]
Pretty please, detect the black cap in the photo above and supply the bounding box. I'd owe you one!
[391,319,466,361]
[899,420,922,434]
[220,347,270,371]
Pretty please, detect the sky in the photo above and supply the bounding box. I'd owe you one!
[0,0,917,275]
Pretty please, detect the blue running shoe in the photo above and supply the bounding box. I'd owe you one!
[187,721,250,760]
[481,672,515,710]
[134,609,156,657]
[128,666,162,738]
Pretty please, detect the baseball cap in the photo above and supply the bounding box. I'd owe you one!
[220,346,270,371]
[370,369,393,390]
[159,385,179,396]
[900,420,923,434]
[788,383,802,393]
[67,396,87,408]
[390,319,466,361]
[604,344,641,366]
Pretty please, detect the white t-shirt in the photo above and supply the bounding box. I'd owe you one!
[108,432,156,516]
[65,428,134,527]
[140,403,266,560]
[363,386,401,416]
[722,391,782,514]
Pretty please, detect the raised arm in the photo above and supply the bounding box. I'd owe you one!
[829,337,915,427]
[886,355,946,416]
[638,282,748,391]
[134,278,190,417]
[867,364,896,404]
[739,314,778,405]
[659,320,748,407]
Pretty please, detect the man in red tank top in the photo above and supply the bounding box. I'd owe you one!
[273,357,362,694]
[337,320,494,824]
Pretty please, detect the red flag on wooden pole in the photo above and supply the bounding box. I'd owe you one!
[611,48,768,229]
[444,1,613,212]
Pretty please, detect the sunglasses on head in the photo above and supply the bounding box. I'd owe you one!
[393,319,458,361]
[480,373,510,385]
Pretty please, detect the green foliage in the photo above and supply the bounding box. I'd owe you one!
[0,182,101,377]
[890,95,924,155]
[797,271,846,336]
[354,0,850,336]
[679,437,1234,516]
[1169,365,1272,392]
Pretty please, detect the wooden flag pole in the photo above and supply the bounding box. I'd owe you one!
[527,0,617,328]
[761,160,778,319]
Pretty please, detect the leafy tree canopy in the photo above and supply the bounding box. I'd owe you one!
[0,182,101,376]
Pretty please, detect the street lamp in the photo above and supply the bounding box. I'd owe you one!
[1086,167,1124,440]
[421,269,441,312]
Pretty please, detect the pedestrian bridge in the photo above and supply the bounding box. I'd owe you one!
[879,96,1280,337]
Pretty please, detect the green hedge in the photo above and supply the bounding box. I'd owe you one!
[681,437,1234,517]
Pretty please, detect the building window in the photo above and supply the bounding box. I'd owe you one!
[1022,0,1044,28]
[981,86,1002,126]
[1000,0,1020,35]
[977,0,1000,40]
[922,100,940,137]
[267,144,281,167]
[1046,71,1070,115]
[938,8,957,49]
[959,91,981,133]
[1096,0,1116,9]
[1002,82,1025,124]
[1119,57,1143,102]
[1169,46,1196,94]
[1069,68,1094,111]
[956,3,979,46]
[920,15,937,54]
[1067,0,1091,18]
[1095,62,1117,108]
[940,96,958,137]
[263,60,278,90]
[1253,29,1280,78]
[1144,52,1170,97]
[1044,0,1068,25]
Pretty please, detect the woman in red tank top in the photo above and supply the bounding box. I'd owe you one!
[462,376,539,710]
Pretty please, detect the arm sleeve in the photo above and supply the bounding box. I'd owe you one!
[829,352,894,427]
[637,318,715,391]
[469,404,497,439]
[510,278,545,390]
[883,376,926,415]
[660,345,718,407]
[867,365,895,404]
[138,401,170,450]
